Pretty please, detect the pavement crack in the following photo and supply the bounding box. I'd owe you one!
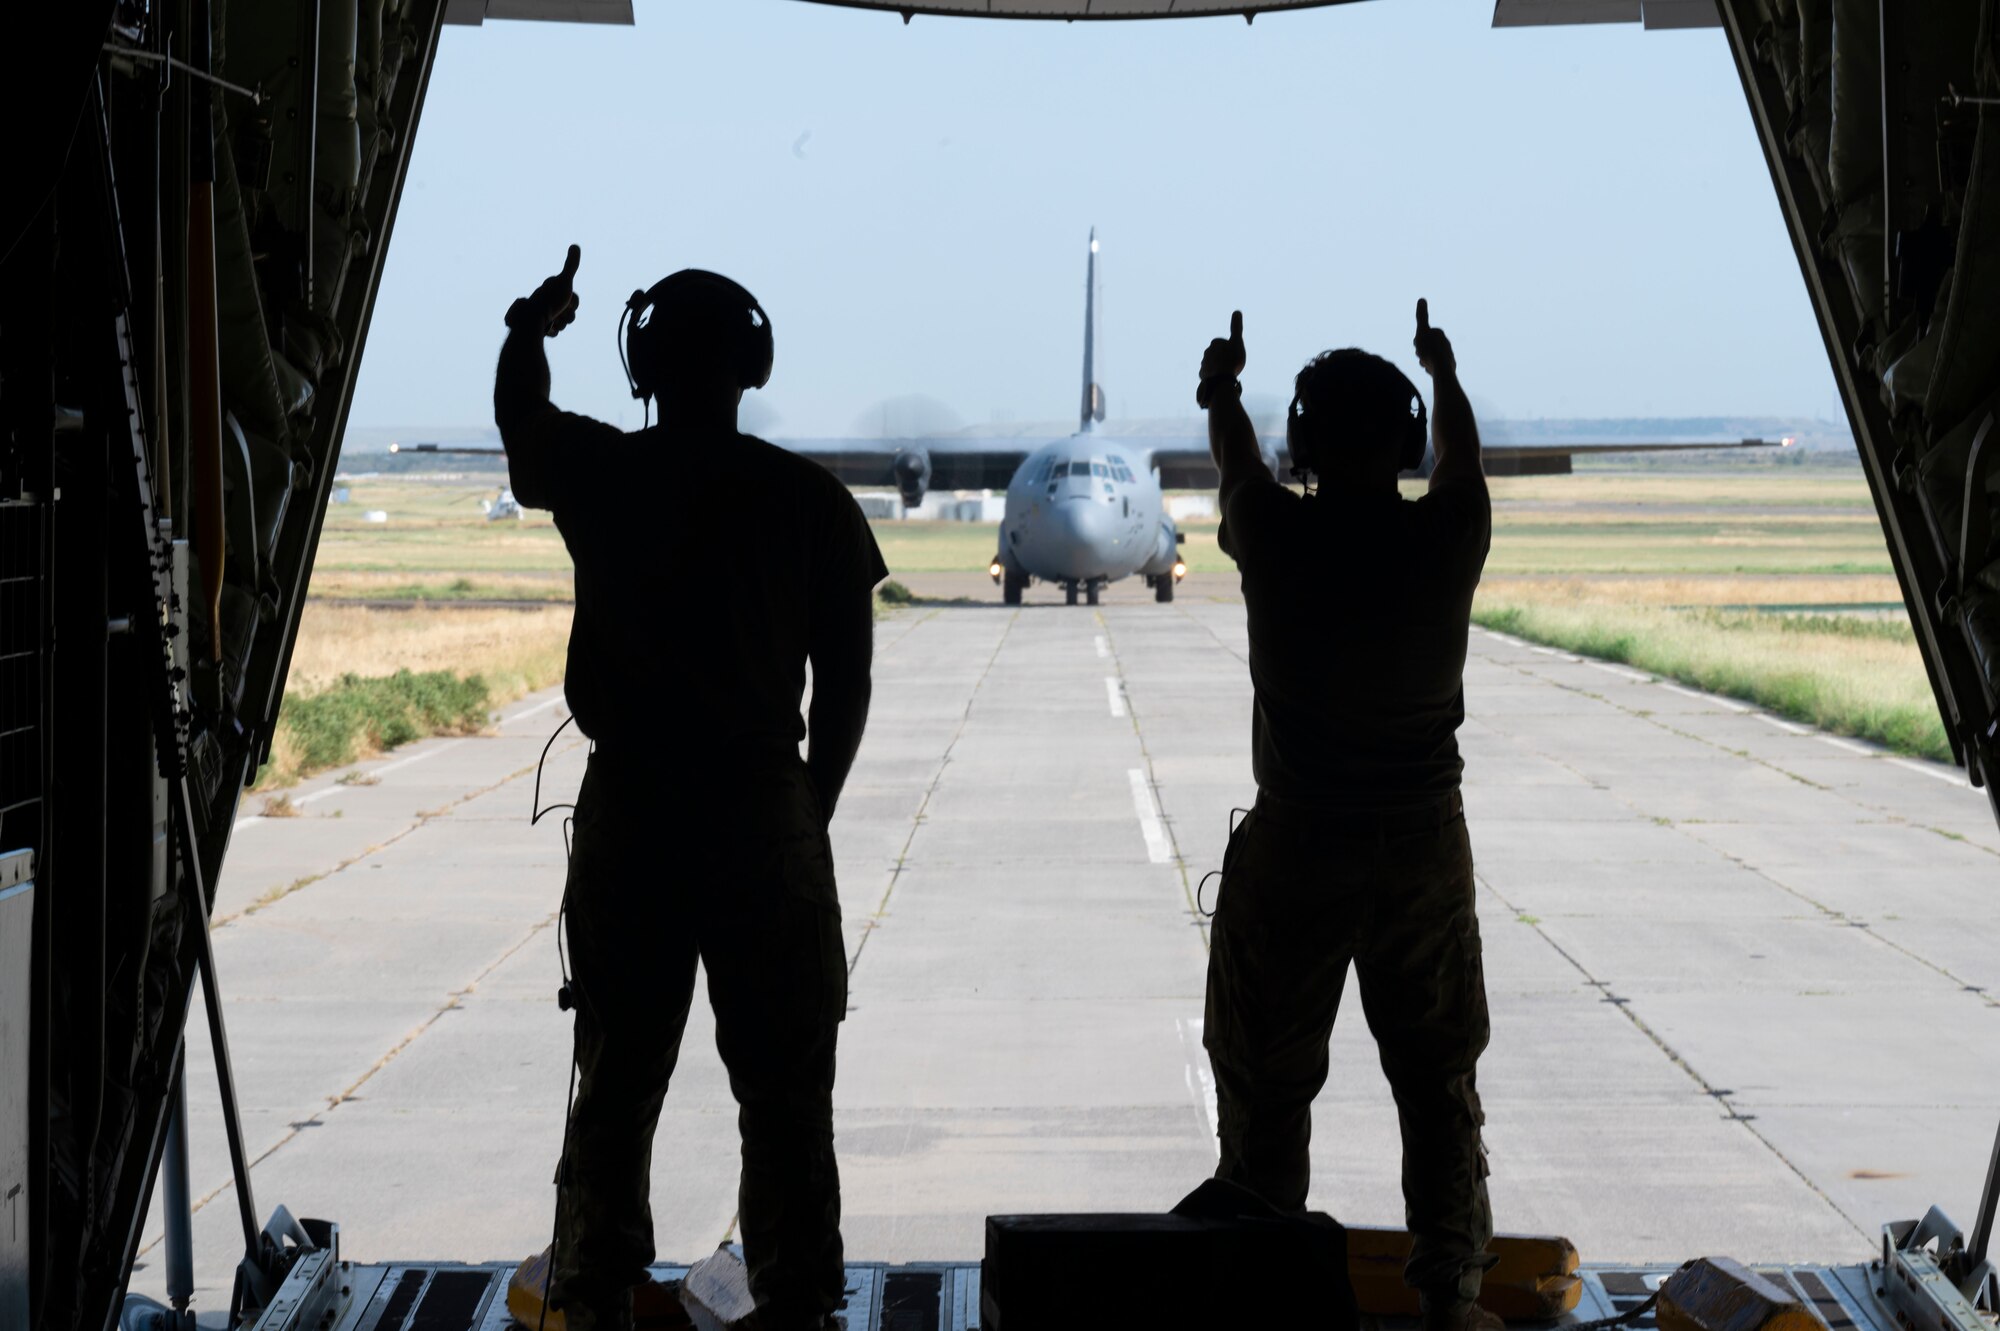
[1097,610,1209,950]
[138,907,563,1256]
[1475,643,1999,1010]
[1474,871,1869,1241]
[211,740,587,930]
[846,609,1018,979]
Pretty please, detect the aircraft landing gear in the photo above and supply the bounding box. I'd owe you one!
[1003,566,1026,606]
[1086,581,1101,606]
[1064,581,1079,606]
[1154,575,1174,604]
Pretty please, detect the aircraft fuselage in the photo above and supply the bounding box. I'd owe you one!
[997,436,1180,587]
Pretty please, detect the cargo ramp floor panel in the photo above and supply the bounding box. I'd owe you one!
[267,1261,1892,1331]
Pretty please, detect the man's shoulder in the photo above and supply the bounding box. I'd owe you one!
[743,434,863,507]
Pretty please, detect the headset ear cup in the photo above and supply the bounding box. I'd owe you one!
[742,304,774,390]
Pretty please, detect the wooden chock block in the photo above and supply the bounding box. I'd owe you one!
[1657,1256,1823,1331]
[508,1248,567,1331]
[681,1246,759,1331]
[1346,1228,1581,1320]
[507,1245,693,1331]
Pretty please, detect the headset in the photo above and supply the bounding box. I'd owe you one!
[618,268,774,406]
[1285,353,1429,483]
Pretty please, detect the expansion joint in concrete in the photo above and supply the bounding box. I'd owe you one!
[1490,650,2000,1013]
[1094,611,1207,950]
[1475,871,1868,1241]
[847,610,1019,980]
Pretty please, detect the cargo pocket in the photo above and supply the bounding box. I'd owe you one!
[780,830,849,1027]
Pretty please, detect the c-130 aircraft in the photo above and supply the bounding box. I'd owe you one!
[781,229,1787,607]
[404,228,1785,607]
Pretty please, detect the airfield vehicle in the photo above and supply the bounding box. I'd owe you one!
[3,1,1999,1329]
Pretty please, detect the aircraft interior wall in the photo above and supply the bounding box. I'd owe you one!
[4,1,2000,1328]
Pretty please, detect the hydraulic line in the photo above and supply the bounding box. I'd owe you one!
[187,0,224,659]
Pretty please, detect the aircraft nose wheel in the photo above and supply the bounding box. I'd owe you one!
[1064,581,1079,606]
[1086,581,1101,606]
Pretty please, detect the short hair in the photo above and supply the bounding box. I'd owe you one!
[1292,349,1421,464]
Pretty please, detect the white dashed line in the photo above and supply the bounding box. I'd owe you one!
[1659,683,1748,713]
[371,739,466,778]
[1176,1017,1220,1160]
[504,695,566,725]
[231,815,264,833]
[1106,677,1128,718]
[1479,630,1524,648]
[1094,635,1109,659]
[1127,768,1173,864]
[1587,662,1654,684]
[1753,714,1812,736]
[1817,735,1876,757]
[1890,757,1962,786]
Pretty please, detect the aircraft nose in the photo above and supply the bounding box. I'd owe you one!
[1039,498,1115,577]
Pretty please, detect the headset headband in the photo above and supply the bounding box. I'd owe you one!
[620,269,774,403]
[1287,355,1428,481]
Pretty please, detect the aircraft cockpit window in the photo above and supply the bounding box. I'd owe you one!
[1109,454,1127,466]
[1092,463,1108,478]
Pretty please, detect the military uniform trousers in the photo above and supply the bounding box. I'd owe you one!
[1203,791,1494,1304]
[551,750,848,1330]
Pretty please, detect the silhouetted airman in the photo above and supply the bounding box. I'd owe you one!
[496,246,884,1331]
[1196,301,1500,1331]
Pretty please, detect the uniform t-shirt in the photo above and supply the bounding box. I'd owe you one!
[502,407,889,758]
[1219,471,1490,808]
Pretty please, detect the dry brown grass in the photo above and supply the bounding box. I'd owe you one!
[1479,574,1905,608]
[286,603,573,698]
[305,570,574,601]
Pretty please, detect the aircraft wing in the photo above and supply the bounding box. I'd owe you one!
[1139,435,1791,485]
[779,437,1034,497]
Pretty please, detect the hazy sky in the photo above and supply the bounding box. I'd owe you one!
[348,0,1839,438]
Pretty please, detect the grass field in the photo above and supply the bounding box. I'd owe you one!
[275,464,1943,783]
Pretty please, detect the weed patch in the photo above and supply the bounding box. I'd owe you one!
[1475,599,1950,762]
[264,670,491,787]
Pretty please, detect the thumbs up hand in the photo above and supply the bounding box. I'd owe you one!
[507,244,583,338]
[1413,297,1455,377]
[1197,310,1247,408]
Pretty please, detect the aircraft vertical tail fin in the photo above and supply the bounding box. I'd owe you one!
[1080,228,1106,433]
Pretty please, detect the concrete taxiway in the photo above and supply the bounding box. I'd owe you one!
[133,596,2000,1308]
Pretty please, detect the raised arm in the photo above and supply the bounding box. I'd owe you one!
[1199,311,1268,505]
[806,586,873,822]
[493,244,582,507]
[1414,298,1482,494]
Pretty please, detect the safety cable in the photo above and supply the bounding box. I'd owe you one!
[101,43,263,103]
[530,712,582,1331]
[1194,807,1253,917]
